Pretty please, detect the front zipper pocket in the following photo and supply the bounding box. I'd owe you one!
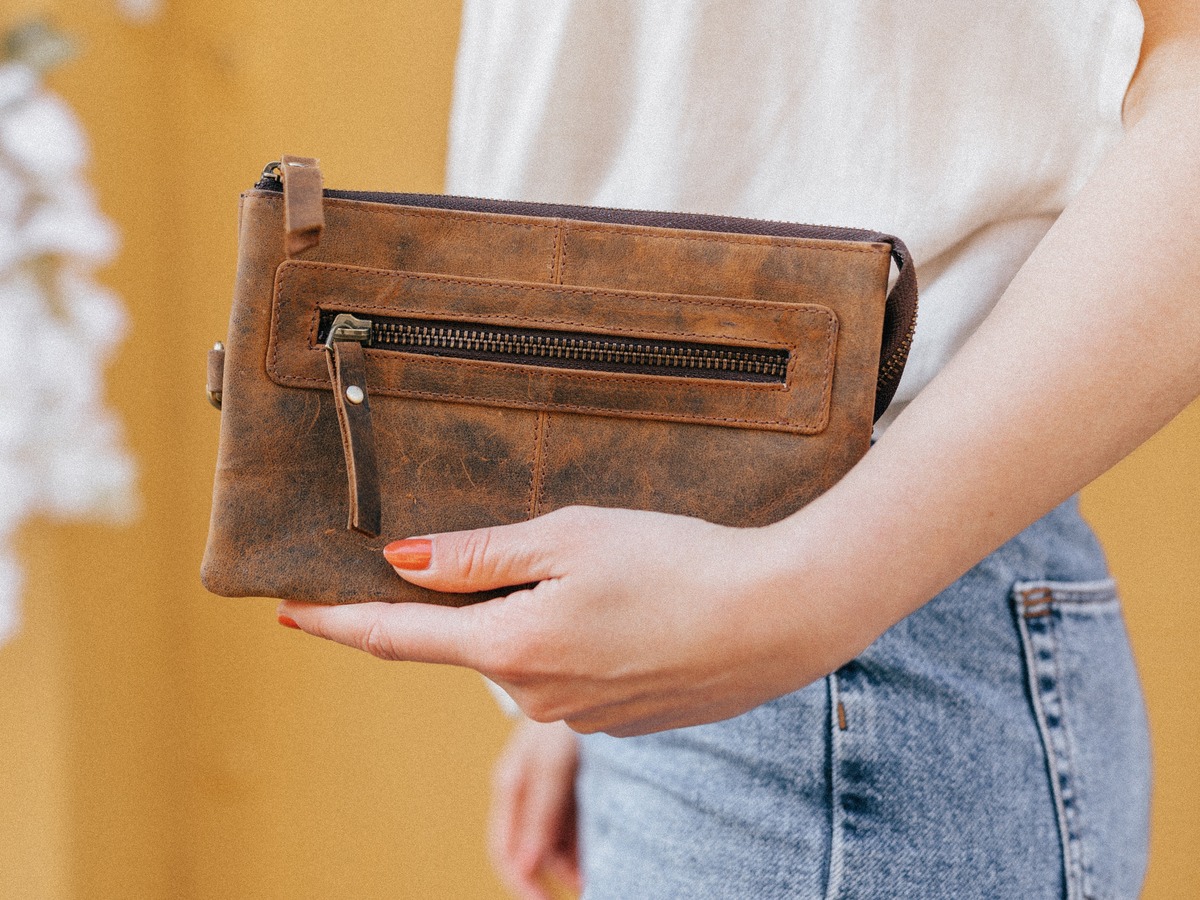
[318,311,791,384]
[269,261,840,434]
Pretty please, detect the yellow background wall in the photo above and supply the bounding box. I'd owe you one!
[0,2,1194,898]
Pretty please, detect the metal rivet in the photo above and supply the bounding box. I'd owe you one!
[345,385,364,404]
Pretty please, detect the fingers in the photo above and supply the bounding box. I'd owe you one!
[490,739,553,900]
[384,510,580,594]
[489,748,540,900]
[488,720,581,900]
[278,599,487,667]
[513,743,577,878]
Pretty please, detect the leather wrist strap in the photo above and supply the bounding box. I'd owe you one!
[874,238,916,420]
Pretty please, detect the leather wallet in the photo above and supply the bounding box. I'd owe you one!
[201,155,917,606]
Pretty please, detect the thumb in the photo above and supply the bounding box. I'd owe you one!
[278,599,485,667]
[384,517,562,593]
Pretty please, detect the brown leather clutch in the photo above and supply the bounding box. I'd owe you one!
[201,155,917,606]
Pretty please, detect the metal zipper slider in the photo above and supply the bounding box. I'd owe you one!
[323,313,373,349]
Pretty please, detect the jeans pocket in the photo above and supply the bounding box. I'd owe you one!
[1012,579,1151,900]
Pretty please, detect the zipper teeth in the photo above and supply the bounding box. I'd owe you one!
[372,321,788,378]
[319,311,789,381]
[877,317,917,384]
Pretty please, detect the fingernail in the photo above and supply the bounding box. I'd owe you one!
[277,614,301,630]
[383,538,433,570]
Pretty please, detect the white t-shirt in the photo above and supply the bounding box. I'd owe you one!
[445,0,1143,432]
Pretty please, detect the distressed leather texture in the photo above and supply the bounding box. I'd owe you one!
[202,187,901,606]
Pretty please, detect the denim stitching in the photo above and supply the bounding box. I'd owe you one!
[824,673,846,900]
[1013,578,1119,900]
[1048,599,1092,898]
[1018,579,1117,606]
[1044,579,1119,900]
[1014,587,1078,900]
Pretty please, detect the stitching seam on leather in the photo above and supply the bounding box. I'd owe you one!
[551,224,565,284]
[273,379,825,431]
[291,194,559,233]
[558,225,570,283]
[534,413,549,517]
[279,260,835,315]
[308,296,812,349]
[559,221,885,254]
[528,412,546,519]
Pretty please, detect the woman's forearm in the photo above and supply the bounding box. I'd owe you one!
[770,71,1200,636]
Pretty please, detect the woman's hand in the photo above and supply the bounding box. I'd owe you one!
[488,718,581,900]
[278,505,884,736]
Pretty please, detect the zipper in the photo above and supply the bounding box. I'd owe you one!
[876,326,914,388]
[257,160,891,246]
[320,311,790,384]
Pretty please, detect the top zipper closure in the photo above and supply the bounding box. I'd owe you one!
[256,160,895,248]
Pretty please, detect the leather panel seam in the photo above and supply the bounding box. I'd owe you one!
[529,411,547,519]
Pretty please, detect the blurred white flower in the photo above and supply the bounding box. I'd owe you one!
[117,0,163,24]
[20,200,120,262]
[0,62,37,110]
[0,557,21,646]
[0,91,88,177]
[0,59,137,646]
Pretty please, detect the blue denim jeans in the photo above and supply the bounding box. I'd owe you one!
[577,498,1151,899]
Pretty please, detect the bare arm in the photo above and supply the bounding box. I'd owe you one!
[771,0,1200,646]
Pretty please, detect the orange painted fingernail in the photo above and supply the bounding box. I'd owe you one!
[277,614,301,630]
[383,538,433,570]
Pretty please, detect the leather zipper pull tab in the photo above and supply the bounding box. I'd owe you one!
[279,154,324,256]
[325,340,382,537]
